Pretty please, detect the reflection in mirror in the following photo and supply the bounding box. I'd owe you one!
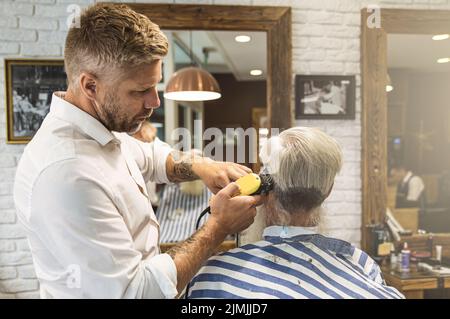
[159,30,267,166]
[387,34,450,235]
[154,29,267,246]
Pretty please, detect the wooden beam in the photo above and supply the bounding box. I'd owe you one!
[267,8,292,131]
[382,9,450,34]
[361,10,388,250]
[126,4,287,31]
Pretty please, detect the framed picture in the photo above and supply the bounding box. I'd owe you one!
[295,75,355,120]
[5,59,67,143]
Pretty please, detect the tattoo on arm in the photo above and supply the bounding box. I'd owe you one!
[173,161,196,181]
[166,223,225,293]
[167,151,200,182]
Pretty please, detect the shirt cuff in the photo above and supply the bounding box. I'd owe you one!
[145,253,178,299]
[152,138,173,184]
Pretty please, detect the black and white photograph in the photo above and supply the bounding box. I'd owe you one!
[295,75,355,119]
[5,59,66,143]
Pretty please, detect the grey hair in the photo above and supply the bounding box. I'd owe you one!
[272,127,343,213]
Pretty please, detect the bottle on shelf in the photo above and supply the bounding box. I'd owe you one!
[401,242,410,272]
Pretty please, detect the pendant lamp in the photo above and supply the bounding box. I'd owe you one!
[164,66,221,101]
[164,32,221,102]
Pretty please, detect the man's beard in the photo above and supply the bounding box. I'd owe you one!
[96,91,141,134]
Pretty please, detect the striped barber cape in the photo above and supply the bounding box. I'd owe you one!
[188,226,404,299]
[156,183,212,243]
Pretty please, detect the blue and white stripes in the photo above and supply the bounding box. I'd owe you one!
[156,183,212,243]
[188,230,404,299]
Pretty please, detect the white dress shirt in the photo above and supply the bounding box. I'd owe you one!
[402,171,425,201]
[14,92,178,298]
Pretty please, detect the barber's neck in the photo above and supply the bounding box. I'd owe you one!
[64,87,102,123]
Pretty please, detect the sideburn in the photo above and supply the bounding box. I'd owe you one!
[100,91,122,131]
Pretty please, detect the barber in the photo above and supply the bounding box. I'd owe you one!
[13,3,261,298]
[390,163,425,209]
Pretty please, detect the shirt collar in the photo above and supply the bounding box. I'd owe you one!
[402,171,413,184]
[49,92,118,146]
[263,225,319,239]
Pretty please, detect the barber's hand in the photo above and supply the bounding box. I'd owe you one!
[192,158,252,194]
[132,121,157,143]
[208,182,263,237]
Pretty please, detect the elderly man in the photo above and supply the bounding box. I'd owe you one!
[14,3,261,298]
[188,127,403,299]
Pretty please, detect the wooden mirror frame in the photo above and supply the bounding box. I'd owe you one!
[126,3,292,131]
[361,9,450,250]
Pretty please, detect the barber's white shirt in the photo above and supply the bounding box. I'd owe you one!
[402,171,425,201]
[13,92,178,298]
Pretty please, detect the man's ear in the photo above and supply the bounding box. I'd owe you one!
[78,72,98,101]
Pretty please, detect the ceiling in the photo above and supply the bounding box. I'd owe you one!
[165,30,267,81]
[388,34,450,72]
[165,33,447,79]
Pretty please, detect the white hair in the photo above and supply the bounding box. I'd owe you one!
[277,127,342,192]
[260,127,343,213]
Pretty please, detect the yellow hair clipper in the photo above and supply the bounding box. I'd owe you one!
[196,173,274,230]
[235,173,274,196]
[235,173,262,196]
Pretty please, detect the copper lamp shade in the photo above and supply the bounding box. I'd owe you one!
[164,66,221,102]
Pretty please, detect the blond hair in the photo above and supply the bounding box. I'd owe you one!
[64,3,168,88]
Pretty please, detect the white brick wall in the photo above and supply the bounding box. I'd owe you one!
[1,0,450,298]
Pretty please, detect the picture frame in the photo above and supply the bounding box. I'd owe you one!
[295,75,356,120]
[5,59,67,144]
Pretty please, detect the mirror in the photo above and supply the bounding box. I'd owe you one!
[155,29,267,247]
[387,33,450,234]
[126,3,292,250]
[362,9,450,258]
[160,30,267,166]
[128,3,291,129]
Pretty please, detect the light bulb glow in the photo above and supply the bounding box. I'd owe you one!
[235,35,251,43]
[437,57,450,64]
[432,34,449,41]
[250,69,263,76]
[164,91,221,101]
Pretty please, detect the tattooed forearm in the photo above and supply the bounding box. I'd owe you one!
[166,222,226,293]
[173,162,197,181]
[166,151,200,182]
